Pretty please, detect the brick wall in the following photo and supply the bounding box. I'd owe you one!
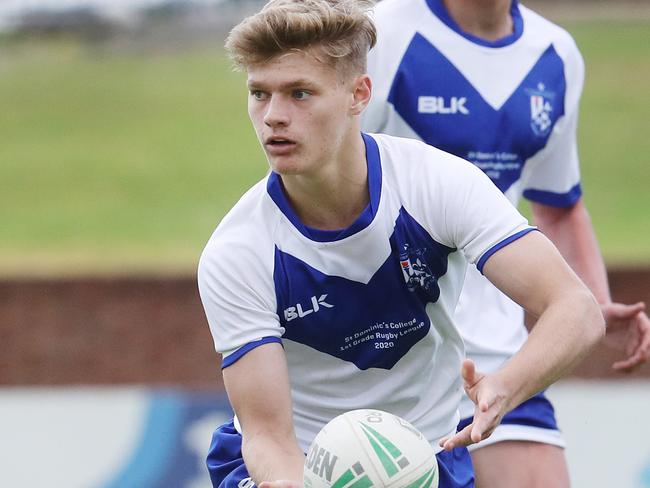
[1,269,649,386]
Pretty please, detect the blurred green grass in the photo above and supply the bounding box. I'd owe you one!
[565,22,650,264]
[0,22,648,276]
[1,41,263,275]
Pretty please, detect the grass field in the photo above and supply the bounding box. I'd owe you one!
[1,21,649,276]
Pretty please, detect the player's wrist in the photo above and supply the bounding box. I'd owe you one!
[487,370,524,414]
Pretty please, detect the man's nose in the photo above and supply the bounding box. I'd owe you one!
[263,95,290,127]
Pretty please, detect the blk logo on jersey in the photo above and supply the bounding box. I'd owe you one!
[284,294,334,322]
[526,83,556,136]
[418,96,469,115]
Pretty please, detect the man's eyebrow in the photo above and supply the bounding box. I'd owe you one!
[284,79,318,89]
[247,79,317,90]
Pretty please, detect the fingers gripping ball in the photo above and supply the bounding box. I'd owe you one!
[303,410,438,488]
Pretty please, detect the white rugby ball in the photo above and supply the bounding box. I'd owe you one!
[303,409,439,488]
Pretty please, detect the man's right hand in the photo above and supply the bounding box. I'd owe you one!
[440,359,510,450]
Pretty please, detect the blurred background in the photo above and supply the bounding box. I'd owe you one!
[0,0,649,486]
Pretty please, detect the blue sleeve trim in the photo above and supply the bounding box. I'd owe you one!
[476,228,538,274]
[221,336,282,369]
[523,183,582,208]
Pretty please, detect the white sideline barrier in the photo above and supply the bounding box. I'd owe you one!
[0,387,232,488]
[547,380,650,488]
[0,382,649,487]
[0,387,147,487]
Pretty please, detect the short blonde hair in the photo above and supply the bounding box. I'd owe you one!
[225,0,377,76]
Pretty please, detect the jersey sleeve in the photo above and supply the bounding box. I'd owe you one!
[198,238,283,369]
[447,159,536,272]
[521,43,585,208]
[395,139,535,273]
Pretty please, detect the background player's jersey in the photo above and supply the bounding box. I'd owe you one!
[198,133,532,451]
[362,0,584,416]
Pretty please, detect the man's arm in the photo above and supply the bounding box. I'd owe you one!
[441,231,605,450]
[532,199,608,299]
[532,199,650,371]
[222,343,304,488]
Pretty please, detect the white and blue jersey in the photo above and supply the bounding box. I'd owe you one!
[198,133,533,453]
[363,0,584,421]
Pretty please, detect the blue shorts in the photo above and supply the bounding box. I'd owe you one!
[207,419,474,488]
[457,391,564,451]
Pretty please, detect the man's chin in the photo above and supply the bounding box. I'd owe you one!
[268,158,303,176]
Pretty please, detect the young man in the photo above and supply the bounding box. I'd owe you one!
[198,1,605,487]
[362,0,650,486]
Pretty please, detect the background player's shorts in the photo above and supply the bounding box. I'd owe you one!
[457,391,565,452]
[207,419,475,488]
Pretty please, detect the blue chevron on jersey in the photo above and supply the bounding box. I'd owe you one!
[274,207,455,370]
[387,34,566,193]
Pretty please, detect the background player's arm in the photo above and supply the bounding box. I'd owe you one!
[532,199,650,371]
[532,200,608,299]
[442,230,605,450]
[222,342,304,488]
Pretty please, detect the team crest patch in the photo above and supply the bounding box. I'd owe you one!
[526,83,556,137]
[399,244,437,294]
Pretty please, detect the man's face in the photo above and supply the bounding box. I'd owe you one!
[246,50,359,176]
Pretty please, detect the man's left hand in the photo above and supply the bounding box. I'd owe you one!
[602,301,650,372]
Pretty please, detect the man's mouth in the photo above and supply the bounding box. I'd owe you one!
[265,136,296,146]
[265,136,297,154]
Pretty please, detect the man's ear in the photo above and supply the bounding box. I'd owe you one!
[350,74,372,115]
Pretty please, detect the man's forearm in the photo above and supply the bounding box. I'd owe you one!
[494,289,604,411]
[242,433,305,485]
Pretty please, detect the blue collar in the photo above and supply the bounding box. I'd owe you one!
[266,133,382,242]
[425,0,524,48]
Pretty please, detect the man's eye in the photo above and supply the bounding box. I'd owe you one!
[251,90,267,100]
[293,90,310,100]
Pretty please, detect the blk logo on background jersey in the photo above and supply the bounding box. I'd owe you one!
[418,96,469,115]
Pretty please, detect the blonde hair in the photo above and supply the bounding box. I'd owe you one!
[225,0,377,76]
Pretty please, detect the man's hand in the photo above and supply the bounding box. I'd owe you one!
[259,480,302,488]
[440,360,509,451]
[602,301,650,372]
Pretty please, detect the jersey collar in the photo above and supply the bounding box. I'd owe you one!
[266,133,382,242]
[425,0,524,48]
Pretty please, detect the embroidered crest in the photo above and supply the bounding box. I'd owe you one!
[399,244,437,294]
[526,83,556,137]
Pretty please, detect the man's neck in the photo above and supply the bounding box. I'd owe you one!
[442,0,513,42]
[280,132,369,231]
